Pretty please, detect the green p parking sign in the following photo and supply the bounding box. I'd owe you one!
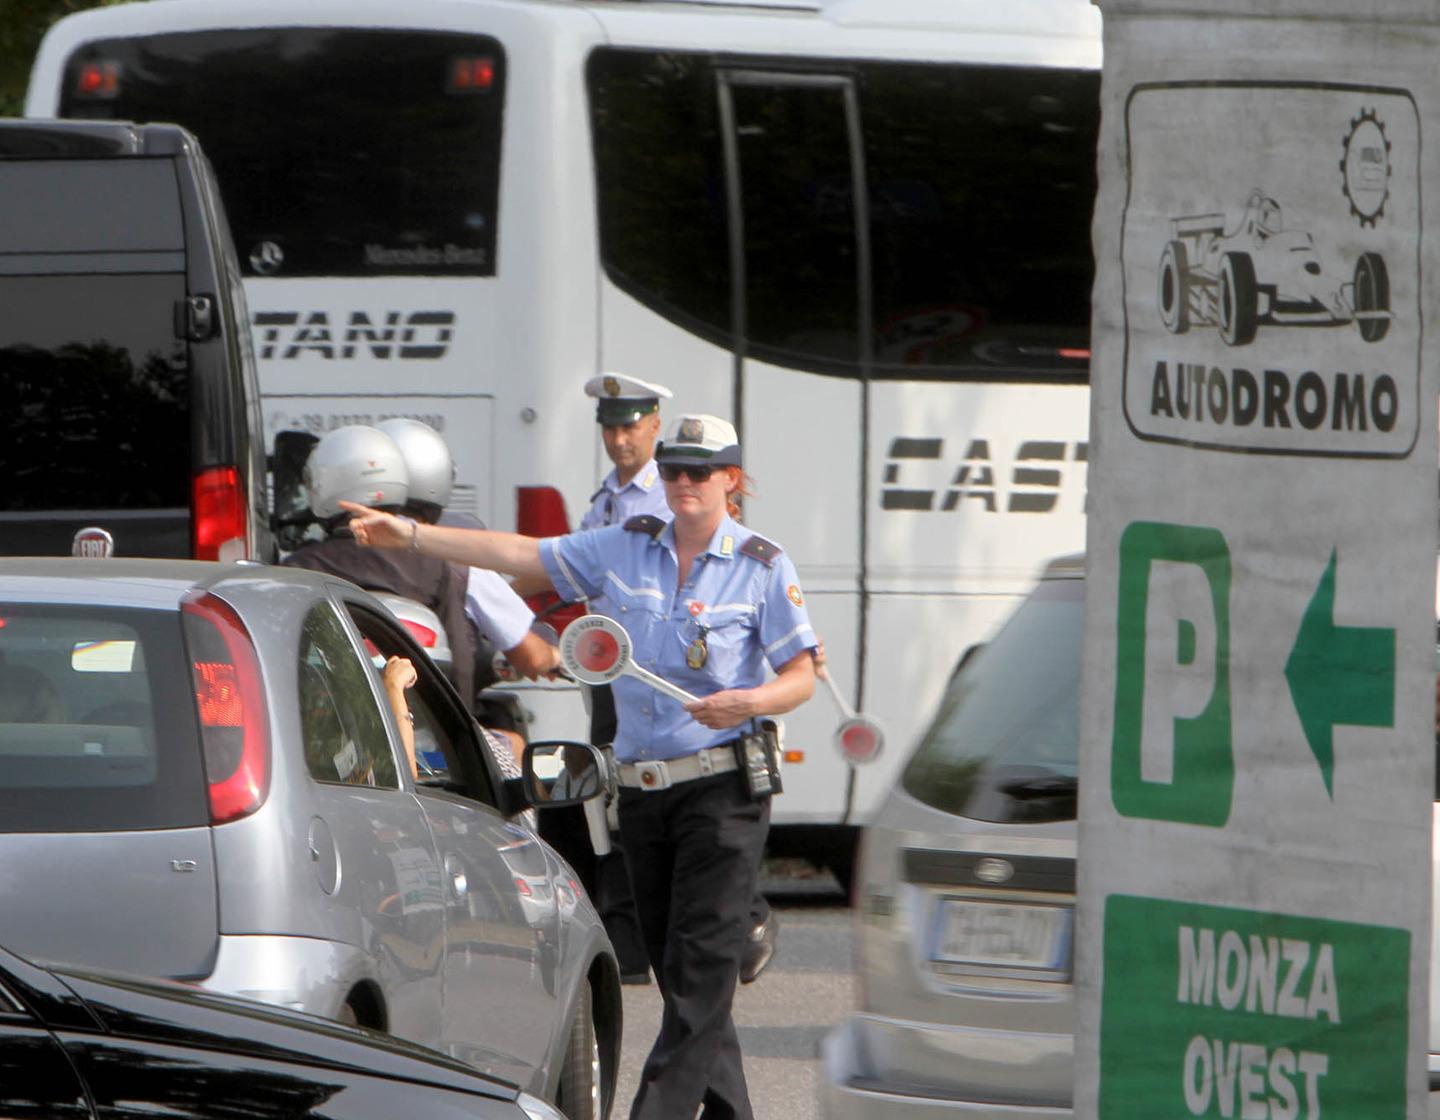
[1112,522,1233,826]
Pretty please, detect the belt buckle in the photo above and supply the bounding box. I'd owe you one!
[635,760,671,791]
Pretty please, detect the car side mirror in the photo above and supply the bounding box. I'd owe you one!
[521,740,610,809]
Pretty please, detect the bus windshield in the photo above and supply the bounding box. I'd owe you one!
[61,29,506,279]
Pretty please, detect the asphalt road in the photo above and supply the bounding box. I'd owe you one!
[611,861,854,1120]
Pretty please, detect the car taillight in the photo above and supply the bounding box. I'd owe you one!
[182,591,269,824]
[399,619,438,648]
[193,466,248,562]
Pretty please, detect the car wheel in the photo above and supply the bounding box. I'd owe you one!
[1158,239,1190,333]
[1353,252,1390,342]
[556,982,600,1120]
[1219,251,1258,346]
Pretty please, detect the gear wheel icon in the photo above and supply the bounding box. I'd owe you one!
[1340,108,1391,227]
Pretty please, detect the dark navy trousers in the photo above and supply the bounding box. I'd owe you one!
[619,771,770,1120]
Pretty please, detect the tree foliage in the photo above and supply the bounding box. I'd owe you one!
[0,0,127,117]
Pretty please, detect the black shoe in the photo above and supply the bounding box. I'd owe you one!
[621,969,651,986]
[739,912,778,984]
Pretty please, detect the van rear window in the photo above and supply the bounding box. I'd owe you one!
[903,577,1083,824]
[0,604,207,832]
[0,273,190,511]
[0,160,183,254]
[61,28,506,278]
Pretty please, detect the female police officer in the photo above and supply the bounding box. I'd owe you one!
[341,414,816,1120]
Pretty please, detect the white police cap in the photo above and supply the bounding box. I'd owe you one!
[583,373,673,424]
[656,414,742,468]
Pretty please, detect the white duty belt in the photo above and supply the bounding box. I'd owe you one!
[617,743,738,791]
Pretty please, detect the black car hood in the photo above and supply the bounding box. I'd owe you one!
[50,965,514,1101]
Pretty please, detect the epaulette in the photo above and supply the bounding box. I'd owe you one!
[623,514,667,538]
[739,533,782,567]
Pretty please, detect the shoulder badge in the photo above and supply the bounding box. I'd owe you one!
[739,533,782,567]
[623,514,666,537]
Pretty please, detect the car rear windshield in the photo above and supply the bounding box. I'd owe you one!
[61,28,506,278]
[902,576,1082,824]
[0,159,191,511]
[0,604,208,832]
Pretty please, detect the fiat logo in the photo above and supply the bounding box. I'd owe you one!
[974,857,1014,884]
[72,527,115,558]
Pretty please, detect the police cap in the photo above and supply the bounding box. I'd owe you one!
[584,372,672,425]
[655,414,742,468]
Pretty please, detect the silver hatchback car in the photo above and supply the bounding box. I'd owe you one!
[821,555,1081,1118]
[0,559,619,1118]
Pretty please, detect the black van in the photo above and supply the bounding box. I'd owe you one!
[0,120,271,560]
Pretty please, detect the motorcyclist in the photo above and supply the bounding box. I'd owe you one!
[281,424,475,708]
[376,418,561,692]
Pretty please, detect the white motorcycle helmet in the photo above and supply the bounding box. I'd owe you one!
[303,425,410,521]
[377,417,454,519]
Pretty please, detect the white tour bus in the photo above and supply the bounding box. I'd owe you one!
[28,0,1099,884]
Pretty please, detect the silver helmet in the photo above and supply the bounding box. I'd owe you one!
[377,417,455,515]
[303,425,409,520]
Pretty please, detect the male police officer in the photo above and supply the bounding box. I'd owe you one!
[579,373,672,529]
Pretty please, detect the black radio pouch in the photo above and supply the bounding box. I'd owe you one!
[734,733,772,800]
[733,720,784,800]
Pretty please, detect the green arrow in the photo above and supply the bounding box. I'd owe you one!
[1284,549,1394,797]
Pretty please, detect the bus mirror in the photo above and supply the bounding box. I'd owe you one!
[270,430,320,548]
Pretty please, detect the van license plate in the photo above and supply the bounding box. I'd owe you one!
[932,900,1071,971]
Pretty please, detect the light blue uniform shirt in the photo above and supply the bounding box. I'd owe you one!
[577,458,668,531]
[540,514,817,763]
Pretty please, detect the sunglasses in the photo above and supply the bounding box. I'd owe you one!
[658,463,716,483]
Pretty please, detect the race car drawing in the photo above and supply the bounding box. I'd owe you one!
[1157,189,1391,346]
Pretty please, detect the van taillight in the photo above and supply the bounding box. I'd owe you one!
[193,466,248,562]
[515,486,570,538]
[182,591,269,825]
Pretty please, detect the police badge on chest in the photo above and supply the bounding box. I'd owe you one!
[686,626,709,670]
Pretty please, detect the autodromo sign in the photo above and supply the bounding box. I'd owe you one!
[1078,4,1436,1119]
[1120,83,1421,459]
